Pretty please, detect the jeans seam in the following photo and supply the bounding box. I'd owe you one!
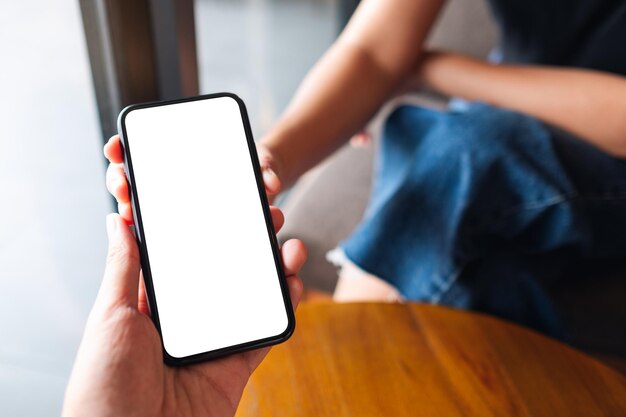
[430,193,570,303]
[432,192,626,303]
[515,193,577,211]
[430,267,464,304]
[507,192,626,213]
[490,192,626,227]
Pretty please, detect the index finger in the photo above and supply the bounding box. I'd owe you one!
[104,135,124,164]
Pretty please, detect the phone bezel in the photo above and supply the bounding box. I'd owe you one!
[117,92,295,366]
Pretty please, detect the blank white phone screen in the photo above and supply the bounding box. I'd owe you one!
[123,96,288,359]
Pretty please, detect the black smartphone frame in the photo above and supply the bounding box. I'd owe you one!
[117,92,295,366]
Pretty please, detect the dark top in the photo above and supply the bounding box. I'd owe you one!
[486,0,626,76]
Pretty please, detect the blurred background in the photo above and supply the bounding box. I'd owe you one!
[197,0,338,136]
[0,0,340,414]
[3,0,625,414]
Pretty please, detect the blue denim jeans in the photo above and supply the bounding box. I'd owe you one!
[341,103,626,339]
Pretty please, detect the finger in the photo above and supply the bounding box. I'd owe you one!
[262,166,281,196]
[281,239,306,309]
[117,201,134,224]
[257,144,281,196]
[286,274,303,310]
[350,131,371,148]
[137,271,150,316]
[281,239,307,277]
[103,135,124,164]
[270,206,284,233]
[106,163,130,204]
[98,214,141,308]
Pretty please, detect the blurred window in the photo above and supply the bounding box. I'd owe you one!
[195,0,338,136]
[0,1,110,415]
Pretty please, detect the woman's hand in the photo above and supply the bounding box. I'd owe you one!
[104,135,284,212]
[63,137,306,417]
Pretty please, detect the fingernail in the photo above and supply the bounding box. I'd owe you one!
[106,214,118,239]
[262,167,276,181]
[262,167,278,192]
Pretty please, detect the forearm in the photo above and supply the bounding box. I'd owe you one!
[261,43,399,187]
[260,0,445,188]
[420,52,626,157]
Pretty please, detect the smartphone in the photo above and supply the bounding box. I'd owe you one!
[117,93,294,366]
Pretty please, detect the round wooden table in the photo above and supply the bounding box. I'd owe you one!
[236,303,626,416]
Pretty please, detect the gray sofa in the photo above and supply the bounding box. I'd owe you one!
[277,0,626,367]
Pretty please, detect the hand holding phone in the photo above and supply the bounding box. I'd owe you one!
[63,211,305,417]
[109,93,299,365]
[66,95,307,416]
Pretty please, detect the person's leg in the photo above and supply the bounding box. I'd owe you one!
[333,260,404,302]
[328,248,403,302]
[338,102,626,337]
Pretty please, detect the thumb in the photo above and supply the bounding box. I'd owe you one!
[98,213,141,308]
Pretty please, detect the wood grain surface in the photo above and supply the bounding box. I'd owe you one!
[236,303,626,416]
